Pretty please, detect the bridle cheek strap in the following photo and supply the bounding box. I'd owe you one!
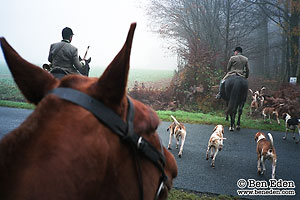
[48,87,167,200]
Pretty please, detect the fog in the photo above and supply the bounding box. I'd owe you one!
[0,0,177,70]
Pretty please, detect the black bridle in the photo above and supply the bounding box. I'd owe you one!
[48,87,168,200]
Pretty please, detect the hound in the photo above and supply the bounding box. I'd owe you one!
[255,132,277,179]
[249,89,260,115]
[249,87,265,115]
[282,113,300,143]
[167,115,187,158]
[206,125,226,168]
[262,107,280,124]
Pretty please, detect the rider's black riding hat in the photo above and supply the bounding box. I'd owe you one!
[62,27,74,39]
[234,46,243,53]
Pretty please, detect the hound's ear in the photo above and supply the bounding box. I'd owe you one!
[0,37,58,104]
[282,113,287,119]
[213,126,217,132]
[97,23,136,105]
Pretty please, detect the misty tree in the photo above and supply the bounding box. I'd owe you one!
[146,0,259,89]
[246,0,300,82]
[218,0,259,67]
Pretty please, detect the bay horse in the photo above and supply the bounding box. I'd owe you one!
[222,75,248,131]
[0,23,177,200]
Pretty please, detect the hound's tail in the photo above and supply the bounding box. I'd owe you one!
[170,115,180,126]
[268,133,274,148]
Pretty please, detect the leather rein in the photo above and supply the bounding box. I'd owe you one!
[48,87,168,200]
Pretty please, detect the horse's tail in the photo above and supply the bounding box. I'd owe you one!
[227,81,241,115]
[227,77,248,115]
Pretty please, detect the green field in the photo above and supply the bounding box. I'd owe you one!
[0,63,174,101]
[89,66,174,87]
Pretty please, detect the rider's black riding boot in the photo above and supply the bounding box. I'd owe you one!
[215,80,225,99]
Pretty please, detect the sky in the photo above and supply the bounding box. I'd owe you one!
[0,0,177,70]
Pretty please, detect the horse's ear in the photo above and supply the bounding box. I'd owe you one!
[0,37,58,105]
[97,23,136,104]
[87,57,91,63]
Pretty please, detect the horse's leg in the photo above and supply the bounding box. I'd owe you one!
[236,103,244,130]
[229,113,235,131]
[225,101,229,121]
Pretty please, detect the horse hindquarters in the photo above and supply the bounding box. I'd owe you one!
[226,76,248,131]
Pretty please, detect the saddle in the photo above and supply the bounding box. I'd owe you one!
[50,67,68,79]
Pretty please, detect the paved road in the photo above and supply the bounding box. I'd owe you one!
[1,107,299,200]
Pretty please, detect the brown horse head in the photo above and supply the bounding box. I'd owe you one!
[0,23,177,200]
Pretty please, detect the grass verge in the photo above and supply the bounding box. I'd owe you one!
[0,100,285,133]
[0,100,35,109]
[157,109,285,132]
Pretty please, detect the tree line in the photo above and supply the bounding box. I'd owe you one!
[146,0,300,84]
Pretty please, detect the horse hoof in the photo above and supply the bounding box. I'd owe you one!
[236,126,240,130]
[229,127,234,131]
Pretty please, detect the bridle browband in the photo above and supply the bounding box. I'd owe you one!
[48,87,167,200]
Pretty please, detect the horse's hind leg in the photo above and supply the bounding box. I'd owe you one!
[236,104,245,130]
[229,113,235,131]
[225,101,229,121]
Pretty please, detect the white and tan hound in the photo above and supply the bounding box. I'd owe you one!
[206,125,226,168]
[167,115,187,158]
[255,132,277,179]
[262,107,280,125]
